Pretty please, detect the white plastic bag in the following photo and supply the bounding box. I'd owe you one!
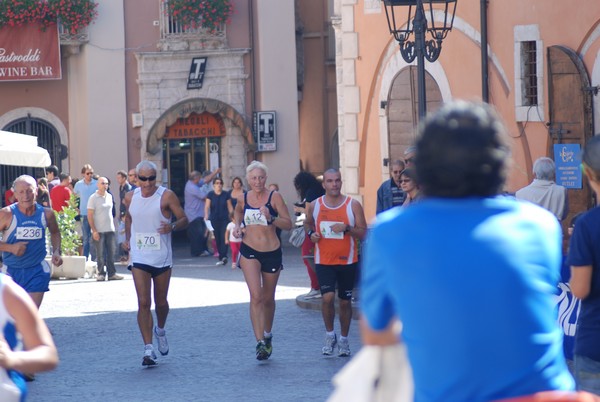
[289,226,305,248]
[328,344,413,402]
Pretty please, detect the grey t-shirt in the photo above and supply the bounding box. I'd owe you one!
[88,192,115,233]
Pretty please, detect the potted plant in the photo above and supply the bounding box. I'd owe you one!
[51,193,86,279]
[165,0,233,32]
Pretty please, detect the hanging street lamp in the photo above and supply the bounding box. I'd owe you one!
[382,0,457,119]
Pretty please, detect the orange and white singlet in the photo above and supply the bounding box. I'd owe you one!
[313,196,358,265]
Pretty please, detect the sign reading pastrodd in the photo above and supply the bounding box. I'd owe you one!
[554,143,582,189]
[0,24,61,82]
[253,111,277,152]
[187,57,207,90]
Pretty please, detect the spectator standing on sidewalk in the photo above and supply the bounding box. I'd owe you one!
[293,171,325,299]
[516,157,568,221]
[225,212,242,269]
[304,169,367,357]
[205,177,233,266]
[116,170,133,218]
[232,161,292,361]
[184,169,220,257]
[361,101,574,401]
[50,173,72,213]
[74,164,97,262]
[128,169,138,189]
[123,161,188,366]
[375,159,406,214]
[399,167,421,208]
[229,176,245,211]
[87,177,123,282]
[45,165,60,191]
[568,135,600,393]
[35,178,50,208]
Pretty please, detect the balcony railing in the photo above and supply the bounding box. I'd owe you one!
[58,22,89,56]
[159,0,227,50]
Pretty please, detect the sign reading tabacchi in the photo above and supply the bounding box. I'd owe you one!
[0,23,62,82]
[165,112,225,139]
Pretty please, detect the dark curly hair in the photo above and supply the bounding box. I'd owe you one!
[293,171,322,200]
[415,101,510,198]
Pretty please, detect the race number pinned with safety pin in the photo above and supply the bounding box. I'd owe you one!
[135,233,161,251]
[244,210,268,226]
[16,227,42,240]
[319,221,344,240]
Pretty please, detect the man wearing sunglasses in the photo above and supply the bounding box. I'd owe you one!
[123,161,188,366]
[74,164,98,263]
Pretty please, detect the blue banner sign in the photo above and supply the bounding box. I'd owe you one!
[553,144,582,189]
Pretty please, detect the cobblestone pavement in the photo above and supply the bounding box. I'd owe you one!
[28,243,361,401]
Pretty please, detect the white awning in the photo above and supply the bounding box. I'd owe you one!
[0,130,51,168]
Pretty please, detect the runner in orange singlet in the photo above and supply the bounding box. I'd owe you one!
[304,169,366,357]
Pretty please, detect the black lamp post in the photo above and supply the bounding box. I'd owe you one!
[382,0,457,119]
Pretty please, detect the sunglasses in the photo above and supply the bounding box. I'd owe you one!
[85,172,94,175]
[404,158,414,164]
[138,175,156,182]
[400,179,412,183]
[214,182,223,185]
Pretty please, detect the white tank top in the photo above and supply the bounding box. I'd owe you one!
[128,187,173,267]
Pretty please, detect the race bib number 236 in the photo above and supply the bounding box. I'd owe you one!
[16,227,42,240]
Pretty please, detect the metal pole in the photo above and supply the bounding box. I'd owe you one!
[480,0,489,102]
[414,1,427,119]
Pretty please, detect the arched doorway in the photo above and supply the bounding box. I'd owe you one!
[387,66,442,163]
[162,112,226,204]
[1,116,62,206]
[146,98,254,205]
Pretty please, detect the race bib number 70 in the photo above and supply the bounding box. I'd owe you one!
[135,233,161,251]
[16,227,42,240]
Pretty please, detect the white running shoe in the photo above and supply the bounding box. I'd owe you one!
[154,326,169,356]
[322,334,337,355]
[304,288,321,299]
[338,337,351,357]
[143,345,158,366]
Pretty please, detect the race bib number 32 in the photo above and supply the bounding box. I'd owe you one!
[16,227,42,240]
[135,233,161,251]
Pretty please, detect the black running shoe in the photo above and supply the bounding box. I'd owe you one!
[256,340,269,361]
[264,335,273,358]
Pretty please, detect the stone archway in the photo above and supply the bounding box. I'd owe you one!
[146,98,255,154]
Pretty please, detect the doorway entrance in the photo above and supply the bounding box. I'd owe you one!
[162,112,225,205]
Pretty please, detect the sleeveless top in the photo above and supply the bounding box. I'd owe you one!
[0,274,26,402]
[242,191,278,227]
[313,196,358,265]
[128,187,173,268]
[2,204,47,269]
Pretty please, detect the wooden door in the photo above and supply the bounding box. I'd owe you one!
[387,66,442,165]
[547,45,594,235]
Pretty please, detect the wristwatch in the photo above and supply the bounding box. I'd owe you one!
[171,222,177,231]
[344,225,351,233]
[307,229,315,237]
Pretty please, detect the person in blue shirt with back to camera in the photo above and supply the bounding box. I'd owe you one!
[361,101,577,402]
